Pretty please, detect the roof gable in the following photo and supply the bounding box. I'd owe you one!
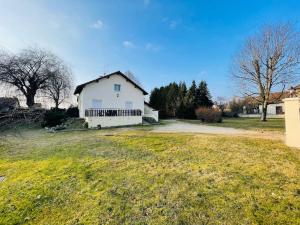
[74,71,148,95]
[244,91,290,105]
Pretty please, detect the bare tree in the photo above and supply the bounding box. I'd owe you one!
[232,23,300,121]
[45,63,73,109]
[0,48,63,107]
[215,96,227,113]
[124,70,144,89]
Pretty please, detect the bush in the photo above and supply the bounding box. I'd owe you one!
[195,107,222,123]
[228,99,244,116]
[42,109,67,127]
[222,110,239,118]
[83,122,89,129]
[66,106,79,118]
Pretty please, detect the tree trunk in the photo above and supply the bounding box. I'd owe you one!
[26,93,35,108]
[54,99,59,109]
[261,101,268,121]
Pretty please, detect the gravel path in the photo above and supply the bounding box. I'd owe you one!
[152,120,247,135]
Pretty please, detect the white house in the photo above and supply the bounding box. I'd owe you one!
[258,103,285,115]
[242,89,299,117]
[264,85,300,115]
[74,71,158,128]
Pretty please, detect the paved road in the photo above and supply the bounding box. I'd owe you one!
[152,120,247,135]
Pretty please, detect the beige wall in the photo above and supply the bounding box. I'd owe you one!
[283,98,300,148]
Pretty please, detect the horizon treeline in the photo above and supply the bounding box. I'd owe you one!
[149,80,213,118]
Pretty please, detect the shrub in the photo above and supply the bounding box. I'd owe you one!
[195,107,222,123]
[42,109,67,127]
[83,122,89,129]
[228,98,244,116]
[222,110,239,118]
[66,106,79,118]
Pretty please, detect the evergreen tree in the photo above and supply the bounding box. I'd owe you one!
[159,86,168,117]
[196,81,213,107]
[149,79,213,119]
[178,82,187,101]
[177,82,187,118]
[184,80,197,119]
[149,88,160,110]
[186,80,197,106]
[150,87,167,118]
[166,82,179,117]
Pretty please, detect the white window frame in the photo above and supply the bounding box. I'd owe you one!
[114,84,121,92]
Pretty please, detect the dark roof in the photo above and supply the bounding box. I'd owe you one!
[144,101,151,107]
[74,71,148,95]
[144,101,158,110]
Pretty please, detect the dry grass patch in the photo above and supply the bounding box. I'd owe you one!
[0,129,299,224]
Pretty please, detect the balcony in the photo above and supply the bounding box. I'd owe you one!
[85,108,142,117]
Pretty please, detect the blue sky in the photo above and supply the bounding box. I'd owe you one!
[1,0,300,99]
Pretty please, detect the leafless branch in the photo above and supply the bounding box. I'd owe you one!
[231,22,300,120]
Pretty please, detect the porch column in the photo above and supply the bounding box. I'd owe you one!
[283,98,300,148]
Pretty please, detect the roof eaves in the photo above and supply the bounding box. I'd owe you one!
[74,71,148,95]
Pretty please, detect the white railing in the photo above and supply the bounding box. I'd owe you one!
[85,108,142,117]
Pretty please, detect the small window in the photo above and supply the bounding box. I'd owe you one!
[114,84,121,92]
[125,101,133,109]
[92,99,102,108]
[276,106,283,115]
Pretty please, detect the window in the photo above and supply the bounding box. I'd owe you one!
[276,106,283,115]
[114,84,121,92]
[125,101,133,109]
[92,99,102,108]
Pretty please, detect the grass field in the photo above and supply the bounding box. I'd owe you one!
[0,127,299,224]
[179,117,285,131]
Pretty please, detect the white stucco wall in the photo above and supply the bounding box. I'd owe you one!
[86,116,142,128]
[144,104,159,122]
[77,74,145,127]
[78,74,145,116]
[259,103,284,115]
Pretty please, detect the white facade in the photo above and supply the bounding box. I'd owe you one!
[75,72,158,128]
[85,116,143,128]
[259,103,285,115]
[77,74,145,117]
[144,103,159,122]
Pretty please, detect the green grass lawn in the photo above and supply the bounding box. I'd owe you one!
[179,117,285,131]
[0,128,299,224]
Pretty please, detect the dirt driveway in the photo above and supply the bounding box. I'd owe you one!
[152,120,245,135]
[152,120,284,140]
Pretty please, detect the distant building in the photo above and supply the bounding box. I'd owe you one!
[242,85,300,116]
[0,97,20,113]
[32,103,42,109]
